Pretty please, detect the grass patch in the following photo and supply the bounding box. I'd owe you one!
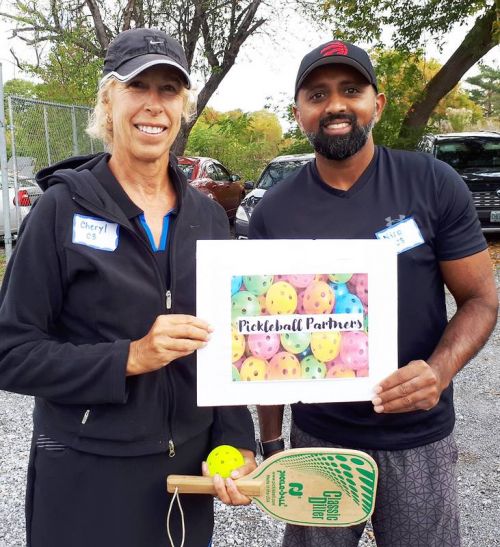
[0,251,6,282]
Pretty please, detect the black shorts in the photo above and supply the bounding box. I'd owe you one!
[26,429,214,547]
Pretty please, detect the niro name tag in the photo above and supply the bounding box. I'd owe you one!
[375,217,424,254]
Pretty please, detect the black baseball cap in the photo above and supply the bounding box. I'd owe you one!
[295,40,377,98]
[101,28,191,88]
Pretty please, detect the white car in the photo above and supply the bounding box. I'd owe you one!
[0,175,42,238]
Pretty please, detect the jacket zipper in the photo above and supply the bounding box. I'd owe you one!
[164,216,177,457]
[72,195,177,456]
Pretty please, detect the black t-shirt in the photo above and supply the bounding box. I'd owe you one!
[249,146,486,450]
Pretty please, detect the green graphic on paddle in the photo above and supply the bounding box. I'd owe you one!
[167,448,378,527]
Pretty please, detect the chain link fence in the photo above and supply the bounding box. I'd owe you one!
[7,96,103,173]
[1,94,103,259]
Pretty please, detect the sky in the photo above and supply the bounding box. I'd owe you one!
[0,7,498,120]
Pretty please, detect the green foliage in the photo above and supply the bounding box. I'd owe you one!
[3,79,39,99]
[316,0,491,49]
[0,252,6,281]
[371,49,426,148]
[20,30,101,106]
[280,104,313,155]
[466,63,500,118]
[371,49,484,148]
[186,108,283,181]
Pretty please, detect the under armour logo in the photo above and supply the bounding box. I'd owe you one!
[385,215,405,226]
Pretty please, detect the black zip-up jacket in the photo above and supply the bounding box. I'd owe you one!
[0,153,255,457]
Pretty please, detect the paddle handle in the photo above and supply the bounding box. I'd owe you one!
[167,475,263,497]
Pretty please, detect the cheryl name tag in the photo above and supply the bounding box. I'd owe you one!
[375,217,424,254]
[72,214,119,251]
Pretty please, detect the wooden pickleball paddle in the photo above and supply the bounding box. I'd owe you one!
[167,447,377,527]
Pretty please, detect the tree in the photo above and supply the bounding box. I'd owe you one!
[299,0,499,146]
[466,63,500,118]
[186,108,282,180]
[3,78,40,99]
[371,50,483,146]
[1,0,267,152]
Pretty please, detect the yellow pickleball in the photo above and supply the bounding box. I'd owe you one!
[206,445,245,478]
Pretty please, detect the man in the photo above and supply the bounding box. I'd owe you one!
[250,40,498,547]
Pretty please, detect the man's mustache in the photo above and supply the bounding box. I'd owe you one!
[319,112,357,128]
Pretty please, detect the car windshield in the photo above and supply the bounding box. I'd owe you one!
[435,138,500,170]
[177,163,195,180]
[257,159,311,190]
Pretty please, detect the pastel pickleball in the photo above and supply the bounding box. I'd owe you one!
[232,328,245,362]
[243,275,274,296]
[327,365,356,378]
[287,274,315,289]
[340,331,369,370]
[268,352,300,380]
[281,331,311,354]
[206,445,245,478]
[311,331,341,362]
[300,355,326,379]
[231,276,243,295]
[231,291,261,321]
[325,356,349,370]
[348,273,368,306]
[265,281,297,315]
[248,333,281,360]
[302,281,335,314]
[335,293,364,315]
[328,273,353,284]
[240,357,268,381]
[329,282,349,300]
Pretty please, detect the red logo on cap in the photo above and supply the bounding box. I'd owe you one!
[321,41,348,57]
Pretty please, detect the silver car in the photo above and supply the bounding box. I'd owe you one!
[0,175,42,238]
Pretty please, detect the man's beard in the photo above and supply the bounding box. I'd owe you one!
[305,111,376,161]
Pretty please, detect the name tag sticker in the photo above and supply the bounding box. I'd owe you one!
[72,214,119,251]
[375,217,424,254]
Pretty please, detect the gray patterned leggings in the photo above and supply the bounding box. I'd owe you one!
[283,423,461,547]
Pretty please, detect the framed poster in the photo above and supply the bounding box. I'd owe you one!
[197,239,397,406]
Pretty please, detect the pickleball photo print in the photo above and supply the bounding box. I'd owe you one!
[231,273,369,383]
[197,240,397,406]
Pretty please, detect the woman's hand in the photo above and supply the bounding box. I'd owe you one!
[126,314,212,376]
[201,448,257,506]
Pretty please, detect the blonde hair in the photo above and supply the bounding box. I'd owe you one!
[86,77,196,150]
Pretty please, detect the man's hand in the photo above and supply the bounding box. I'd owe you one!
[127,315,212,376]
[372,359,445,413]
[202,448,257,505]
[373,250,498,415]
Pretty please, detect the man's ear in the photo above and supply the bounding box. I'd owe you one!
[374,92,386,122]
[293,104,304,133]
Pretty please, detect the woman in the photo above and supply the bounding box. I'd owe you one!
[0,28,256,547]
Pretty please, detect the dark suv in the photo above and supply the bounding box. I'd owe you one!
[234,153,314,238]
[418,132,500,233]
